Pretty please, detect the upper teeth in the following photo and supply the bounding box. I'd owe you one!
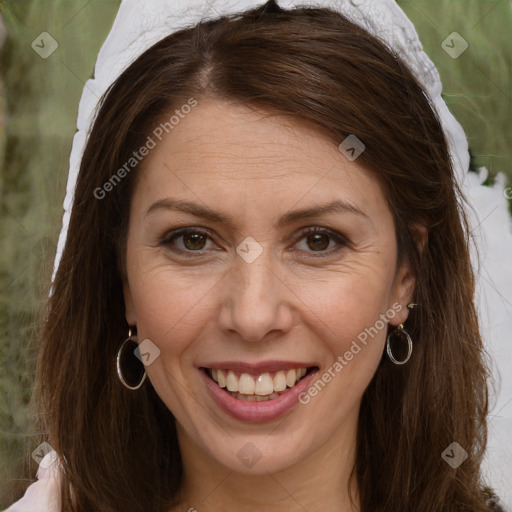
[210,368,308,396]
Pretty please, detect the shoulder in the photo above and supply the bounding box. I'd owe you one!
[4,451,62,512]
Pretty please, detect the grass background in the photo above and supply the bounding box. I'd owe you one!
[0,0,510,507]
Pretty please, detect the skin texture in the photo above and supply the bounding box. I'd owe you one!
[122,97,416,511]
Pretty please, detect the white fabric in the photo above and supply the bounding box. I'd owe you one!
[4,451,62,512]
[466,168,512,510]
[45,0,511,509]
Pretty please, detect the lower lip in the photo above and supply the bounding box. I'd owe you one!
[200,368,319,423]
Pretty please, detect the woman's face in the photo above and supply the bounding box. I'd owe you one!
[123,97,415,476]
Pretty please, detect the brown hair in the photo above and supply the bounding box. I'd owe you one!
[26,1,499,510]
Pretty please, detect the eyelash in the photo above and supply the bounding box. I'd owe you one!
[159,226,349,258]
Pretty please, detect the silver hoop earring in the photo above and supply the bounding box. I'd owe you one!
[116,328,147,390]
[386,323,413,365]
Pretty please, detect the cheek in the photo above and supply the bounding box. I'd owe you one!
[291,260,396,403]
[292,261,396,347]
[128,273,207,349]
[125,267,214,416]
[125,245,224,362]
[295,279,392,424]
[313,282,391,372]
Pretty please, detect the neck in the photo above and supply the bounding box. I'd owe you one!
[172,413,361,512]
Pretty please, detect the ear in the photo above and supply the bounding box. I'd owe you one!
[123,281,137,326]
[389,224,427,326]
[389,263,415,326]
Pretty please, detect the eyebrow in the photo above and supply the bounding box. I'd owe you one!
[145,198,368,230]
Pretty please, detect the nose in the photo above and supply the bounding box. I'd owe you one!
[217,243,295,343]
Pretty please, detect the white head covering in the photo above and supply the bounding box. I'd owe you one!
[52,0,471,280]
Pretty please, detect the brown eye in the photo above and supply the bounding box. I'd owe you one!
[306,232,330,251]
[160,228,214,253]
[182,231,207,250]
[295,227,349,257]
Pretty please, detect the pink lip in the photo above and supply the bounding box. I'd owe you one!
[199,367,319,423]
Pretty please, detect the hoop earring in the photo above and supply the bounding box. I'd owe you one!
[386,323,413,365]
[116,328,147,390]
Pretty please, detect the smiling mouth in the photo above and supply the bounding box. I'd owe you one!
[203,367,318,402]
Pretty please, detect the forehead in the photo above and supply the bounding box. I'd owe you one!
[133,97,389,223]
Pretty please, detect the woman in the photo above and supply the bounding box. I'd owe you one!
[5,0,508,510]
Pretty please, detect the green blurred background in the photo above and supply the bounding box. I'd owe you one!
[0,0,510,507]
